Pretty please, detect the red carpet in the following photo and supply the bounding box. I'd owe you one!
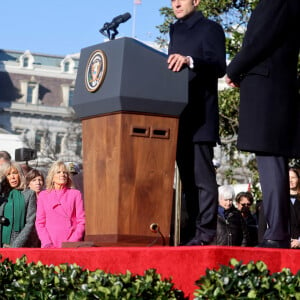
[1,246,299,299]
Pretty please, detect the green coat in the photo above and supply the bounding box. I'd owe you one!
[0,189,38,248]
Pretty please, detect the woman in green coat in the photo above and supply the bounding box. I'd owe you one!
[0,162,37,247]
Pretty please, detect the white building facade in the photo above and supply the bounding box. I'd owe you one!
[0,49,82,167]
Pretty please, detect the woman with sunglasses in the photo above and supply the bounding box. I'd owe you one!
[235,191,258,246]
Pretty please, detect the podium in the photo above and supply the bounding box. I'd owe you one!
[73,37,188,246]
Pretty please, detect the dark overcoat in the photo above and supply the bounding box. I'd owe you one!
[169,11,226,143]
[290,197,300,239]
[214,206,250,246]
[227,0,300,157]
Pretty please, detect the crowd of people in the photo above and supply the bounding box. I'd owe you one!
[0,151,85,248]
[209,173,300,249]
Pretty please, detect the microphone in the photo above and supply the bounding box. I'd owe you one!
[149,223,166,246]
[107,13,131,30]
[99,12,131,40]
[149,223,159,233]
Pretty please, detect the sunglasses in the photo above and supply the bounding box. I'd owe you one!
[241,203,251,207]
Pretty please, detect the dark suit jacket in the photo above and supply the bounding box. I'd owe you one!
[227,0,300,157]
[290,197,300,239]
[258,198,300,241]
[169,11,226,143]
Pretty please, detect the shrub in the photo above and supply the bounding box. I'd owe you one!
[194,258,300,299]
[0,255,186,299]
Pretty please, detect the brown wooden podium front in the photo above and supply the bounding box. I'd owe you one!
[73,38,188,246]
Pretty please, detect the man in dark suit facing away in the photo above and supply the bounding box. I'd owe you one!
[226,0,300,248]
[168,0,226,245]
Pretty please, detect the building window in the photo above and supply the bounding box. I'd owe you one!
[69,87,74,106]
[19,76,39,104]
[20,50,34,69]
[35,130,43,152]
[64,62,70,73]
[23,57,29,68]
[20,79,39,104]
[76,136,82,156]
[27,84,34,104]
[61,84,74,107]
[61,56,75,73]
[56,133,64,154]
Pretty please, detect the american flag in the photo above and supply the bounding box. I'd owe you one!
[134,0,142,4]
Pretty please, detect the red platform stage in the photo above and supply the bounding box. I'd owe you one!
[1,246,299,299]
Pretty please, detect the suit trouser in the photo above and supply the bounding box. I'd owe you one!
[256,154,290,241]
[177,142,218,243]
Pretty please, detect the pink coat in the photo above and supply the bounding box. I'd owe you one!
[35,188,85,248]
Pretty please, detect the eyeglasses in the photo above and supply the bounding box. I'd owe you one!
[241,203,251,207]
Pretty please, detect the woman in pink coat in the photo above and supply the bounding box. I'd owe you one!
[35,161,85,248]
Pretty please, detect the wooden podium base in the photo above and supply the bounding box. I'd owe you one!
[82,112,179,246]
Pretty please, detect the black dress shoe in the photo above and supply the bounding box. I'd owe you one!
[184,238,210,246]
[258,239,290,249]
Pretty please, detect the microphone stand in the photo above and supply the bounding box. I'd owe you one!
[148,223,166,247]
[110,27,119,40]
[100,23,119,40]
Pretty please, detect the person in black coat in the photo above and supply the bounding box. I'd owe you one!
[288,168,300,248]
[226,0,300,248]
[213,185,249,246]
[167,0,226,245]
[258,168,300,248]
[235,191,258,246]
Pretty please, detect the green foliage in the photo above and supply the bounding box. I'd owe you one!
[219,88,239,139]
[194,258,300,299]
[1,256,299,300]
[0,255,186,300]
[156,7,174,49]
[219,88,262,199]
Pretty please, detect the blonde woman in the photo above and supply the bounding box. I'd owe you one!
[35,161,85,248]
[0,162,37,247]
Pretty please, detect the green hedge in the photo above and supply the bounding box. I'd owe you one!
[0,256,186,299]
[0,256,299,299]
[194,258,300,300]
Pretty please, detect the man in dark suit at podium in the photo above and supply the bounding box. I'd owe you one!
[226,0,300,248]
[167,0,226,245]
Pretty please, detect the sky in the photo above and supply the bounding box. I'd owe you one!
[0,0,171,56]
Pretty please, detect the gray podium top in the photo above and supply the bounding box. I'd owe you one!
[72,37,188,119]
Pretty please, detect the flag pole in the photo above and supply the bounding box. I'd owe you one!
[132,2,137,38]
[132,0,141,38]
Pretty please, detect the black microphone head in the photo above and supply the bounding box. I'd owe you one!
[122,12,131,22]
[111,12,131,24]
[150,223,159,233]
